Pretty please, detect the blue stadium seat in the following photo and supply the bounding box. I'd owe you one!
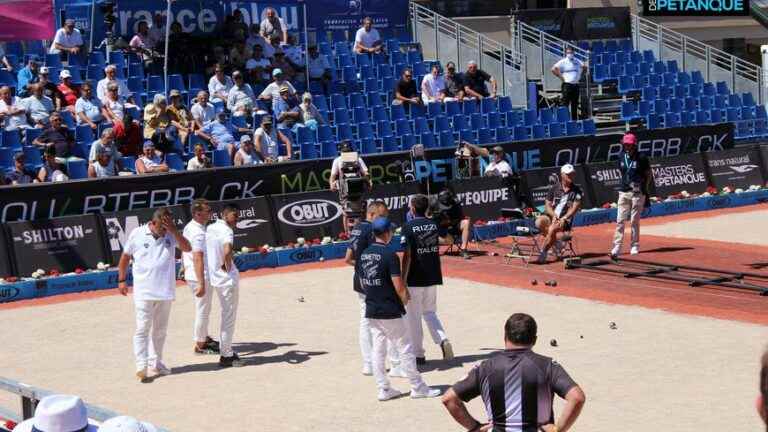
[638,100,651,117]
[334,108,351,125]
[358,122,375,140]
[165,153,184,171]
[0,147,14,169]
[420,132,436,148]
[128,63,144,79]
[680,111,696,126]
[427,102,442,118]
[728,94,742,107]
[555,107,570,123]
[67,159,88,179]
[353,106,370,124]
[668,98,683,114]
[498,96,513,113]
[565,121,582,136]
[337,124,354,141]
[459,130,476,145]
[390,104,406,121]
[330,93,347,111]
[710,109,723,123]
[523,109,538,126]
[75,125,94,143]
[45,54,62,69]
[212,150,231,167]
[642,50,655,63]
[313,95,329,113]
[664,113,681,128]
[86,65,103,81]
[642,86,658,101]
[401,134,416,150]
[478,128,494,144]
[469,112,484,130]
[495,127,511,143]
[593,65,608,83]
[695,110,710,124]
[487,112,502,130]
[741,106,755,120]
[507,110,523,127]
[646,114,662,129]
[410,103,426,119]
[480,97,496,114]
[691,70,704,85]
[377,120,394,137]
[360,137,378,154]
[297,126,316,144]
[300,142,319,160]
[0,70,16,87]
[513,125,530,141]
[624,63,638,77]
[582,119,596,135]
[698,96,712,111]
[382,135,399,152]
[621,101,637,121]
[548,123,564,138]
[438,130,454,148]
[666,60,679,74]
[434,115,451,133]
[414,117,430,135]
[716,81,729,95]
[372,105,389,123]
[462,99,478,116]
[452,115,469,132]
[532,124,546,139]
[539,108,554,124]
[349,92,366,109]
[742,92,756,107]
[367,92,383,108]
[320,141,337,158]
[2,130,22,150]
[618,75,634,94]
[395,118,412,136]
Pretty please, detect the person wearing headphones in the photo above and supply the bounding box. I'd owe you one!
[610,133,652,260]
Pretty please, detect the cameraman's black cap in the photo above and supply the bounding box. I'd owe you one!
[339,140,353,152]
[492,145,505,154]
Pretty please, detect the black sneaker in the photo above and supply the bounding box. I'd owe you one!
[194,338,220,355]
[416,357,426,365]
[461,250,471,260]
[219,353,245,368]
[205,336,220,349]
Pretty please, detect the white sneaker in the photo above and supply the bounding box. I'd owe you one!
[388,366,408,378]
[610,246,620,260]
[630,246,639,255]
[377,387,402,401]
[150,362,172,376]
[362,363,373,376]
[410,385,442,399]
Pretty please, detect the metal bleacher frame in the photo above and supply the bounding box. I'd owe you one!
[0,377,169,431]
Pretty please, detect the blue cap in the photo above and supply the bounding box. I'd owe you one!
[143,140,155,149]
[372,216,394,235]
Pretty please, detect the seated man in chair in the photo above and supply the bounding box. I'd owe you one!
[431,188,472,260]
[534,164,582,264]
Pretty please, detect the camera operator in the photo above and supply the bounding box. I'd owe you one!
[484,146,513,178]
[431,188,472,260]
[330,141,371,231]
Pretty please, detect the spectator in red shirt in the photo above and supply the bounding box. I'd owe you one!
[57,69,79,114]
[117,113,142,157]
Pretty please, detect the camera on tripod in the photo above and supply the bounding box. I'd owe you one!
[337,144,368,220]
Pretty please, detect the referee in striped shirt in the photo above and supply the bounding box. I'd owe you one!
[442,313,585,432]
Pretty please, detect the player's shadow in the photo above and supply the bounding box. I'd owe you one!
[170,343,327,374]
[640,246,694,254]
[417,352,495,373]
[747,262,768,269]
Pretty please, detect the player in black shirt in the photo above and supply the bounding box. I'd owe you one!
[534,164,582,264]
[393,68,422,109]
[360,216,441,401]
[610,133,652,259]
[442,313,585,432]
[345,201,398,376]
[401,194,454,365]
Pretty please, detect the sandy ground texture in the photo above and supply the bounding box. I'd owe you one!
[643,208,768,245]
[1,265,766,432]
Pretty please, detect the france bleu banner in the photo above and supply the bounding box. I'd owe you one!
[0,0,56,41]
[305,0,408,32]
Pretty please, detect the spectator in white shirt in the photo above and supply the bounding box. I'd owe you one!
[245,45,272,84]
[258,68,296,110]
[187,143,211,170]
[484,146,514,178]
[22,83,54,127]
[307,45,331,90]
[208,63,233,104]
[0,85,30,130]
[88,145,121,178]
[102,82,126,123]
[421,64,446,104]
[226,71,255,117]
[551,46,587,121]
[147,13,166,50]
[191,90,216,130]
[354,17,383,54]
[234,135,262,166]
[75,82,105,129]
[260,7,288,44]
[118,207,192,382]
[88,127,121,163]
[49,19,84,58]
[96,64,130,101]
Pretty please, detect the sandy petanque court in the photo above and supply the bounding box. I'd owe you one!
[2,207,768,431]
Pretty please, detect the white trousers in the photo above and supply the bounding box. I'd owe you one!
[213,282,240,358]
[369,318,428,392]
[358,293,399,367]
[612,191,645,250]
[134,300,172,371]
[187,280,213,342]
[405,285,448,358]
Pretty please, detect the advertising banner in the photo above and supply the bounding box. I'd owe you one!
[271,190,345,243]
[0,0,56,41]
[522,165,593,210]
[208,197,278,249]
[514,7,631,39]
[306,0,408,32]
[705,148,765,190]
[7,214,109,275]
[101,205,189,265]
[650,153,709,197]
[0,124,734,222]
[448,176,521,220]
[0,227,13,278]
[586,161,623,207]
[364,181,423,226]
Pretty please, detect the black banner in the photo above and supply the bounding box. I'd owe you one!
[271,190,345,243]
[7,214,109,275]
[650,153,709,198]
[514,7,630,39]
[208,197,279,249]
[424,0,536,17]
[522,165,593,209]
[101,205,190,265]
[0,124,734,222]
[0,227,13,277]
[364,181,423,226]
[705,148,765,190]
[759,145,768,180]
[448,176,521,220]
[586,161,623,207]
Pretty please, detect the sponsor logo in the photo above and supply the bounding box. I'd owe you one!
[662,199,696,212]
[0,286,20,300]
[290,248,323,262]
[278,199,342,227]
[731,164,759,174]
[14,225,90,244]
[708,196,732,209]
[652,164,706,187]
[236,219,268,229]
[579,212,613,225]
[643,0,748,16]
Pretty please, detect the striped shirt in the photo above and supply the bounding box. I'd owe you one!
[452,348,576,432]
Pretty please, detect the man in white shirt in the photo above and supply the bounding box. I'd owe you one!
[190,90,216,130]
[421,64,446,104]
[49,19,84,57]
[118,207,192,383]
[551,46,587,121]
[354,17,383,54]
[206,204,245,368]
[96,65,130,101]
[208,64,234,104]
[484,146,514,178]
[260,7,288,44]
[22,83,54,126]
[0,85,30,130]
[258,68,296,109]
[182,199,221,356]
[226,71,255,116]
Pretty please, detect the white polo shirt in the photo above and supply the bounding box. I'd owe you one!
[191,102,216,126]
[331,155,368,178]
[182,219,208,283]
[421,73,445,102]
[355,27,381,50]
[485,160,514,178]
[49,28,83,54]
[206,220,239,287]
[123,224,178,302]
[553,57,583,84]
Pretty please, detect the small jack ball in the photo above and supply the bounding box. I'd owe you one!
[549,338,558,347]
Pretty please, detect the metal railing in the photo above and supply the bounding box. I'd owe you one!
[409,2,528,108]
[0,377,169,431]
[632,14,764,104]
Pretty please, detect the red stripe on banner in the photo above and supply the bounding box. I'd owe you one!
[0,0,55,41]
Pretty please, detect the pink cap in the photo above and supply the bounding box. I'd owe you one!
[622,133,637,145]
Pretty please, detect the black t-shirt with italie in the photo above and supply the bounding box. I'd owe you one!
[347,220,373,294]
[360,242,404,319]
[401,216,443,287]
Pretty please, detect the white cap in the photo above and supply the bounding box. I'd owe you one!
[560,164,575,175]
[59,69,71,79]
[39,66,50,75]
[98,416,158,432]
[12,395,98,432]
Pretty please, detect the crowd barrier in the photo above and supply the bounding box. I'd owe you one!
[0,139,765,302]
[0,123,733,223]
